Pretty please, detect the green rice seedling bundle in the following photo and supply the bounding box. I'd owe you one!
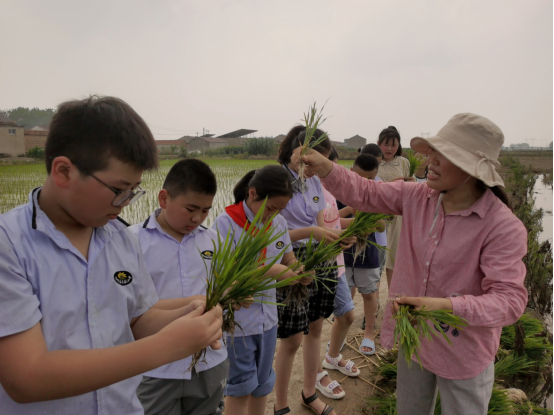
[393,305,468,367]
[405,150,425,178]
[190,200,307,369]
[494,352,534,378]
[296,102,330,186]
[341,211,392,262]
[284,234,344,309]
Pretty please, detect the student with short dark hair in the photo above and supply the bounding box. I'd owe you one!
[0,96,223,415]
[344,155,385,356]
[130,158,231,415]
[213,165,311,415]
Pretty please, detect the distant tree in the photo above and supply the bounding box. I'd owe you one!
[0,107,55,128]
[170,144,178,155]
[244,137,276,156]
[26,146,45,159]
[179,146,188,158]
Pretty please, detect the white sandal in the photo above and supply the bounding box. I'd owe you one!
[315,370,346,400]
[322,353,360,377]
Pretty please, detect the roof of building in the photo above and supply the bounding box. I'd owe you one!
[0,114,19,127]
[30,125,50,131]
[200,134,215,137]
[24,130,49,136]
[217,129,257,138]
[345,134,367,141]
[155,139,184,146]
[193,137,229,143]
[178,135,197,143]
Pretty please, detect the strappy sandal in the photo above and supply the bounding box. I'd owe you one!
[322,353,360,377]
[359,338,376,356]
[301,390,335,415]
[274,405,291,415]
[315,370,346,399]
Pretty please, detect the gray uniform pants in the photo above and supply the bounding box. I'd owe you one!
[397,355,494,415]
[137,360,229,415]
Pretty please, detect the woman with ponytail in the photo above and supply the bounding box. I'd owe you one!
[213,165,311,415]
[376,126,412,290]
[296,114,527,415]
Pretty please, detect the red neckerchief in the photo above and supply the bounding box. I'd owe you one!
[225,202,272,264]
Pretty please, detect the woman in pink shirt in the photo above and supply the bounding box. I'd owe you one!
[294,113,528,415]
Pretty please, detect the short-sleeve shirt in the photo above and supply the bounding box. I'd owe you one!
[374,177,387,247]
[212,202,292,336]
[322,186,345,276]
[279,166,326,248]
[129,209,227,379]
[0,188,159,415]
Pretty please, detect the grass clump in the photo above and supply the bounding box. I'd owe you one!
[392,305,468,367]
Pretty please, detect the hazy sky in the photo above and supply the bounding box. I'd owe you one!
[1,0,552,146]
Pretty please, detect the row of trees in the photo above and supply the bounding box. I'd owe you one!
[1,107,55,128]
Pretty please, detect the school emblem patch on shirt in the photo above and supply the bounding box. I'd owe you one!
[201,250,214,260]
[313,196,320,203]
[114,270,133,286]
[276,241,285,250]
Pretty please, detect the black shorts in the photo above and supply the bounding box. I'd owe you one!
[277,246,339,339]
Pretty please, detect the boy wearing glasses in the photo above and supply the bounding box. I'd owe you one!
[0,96,223,415]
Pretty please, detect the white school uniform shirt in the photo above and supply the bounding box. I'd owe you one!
[374,176,387,247]
[212,202,292,336]
[279,166,326,248]
[129,209,227,379]
[0,188,159,415]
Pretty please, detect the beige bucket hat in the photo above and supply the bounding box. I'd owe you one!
[410,113,504,187]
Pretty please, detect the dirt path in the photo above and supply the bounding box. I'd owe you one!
[265,276,390,414]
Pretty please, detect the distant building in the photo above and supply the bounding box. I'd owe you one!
[24,129,48,152]
[188,137,229,153]
[274,134,286,144]
[550,141,553,149]
[510,143,530,150]
[30,124,50,131]
[344,134,367,149]
[217,129,257,147]
[154,139,187,155]
[0,115,25,157]
[330,140,346,148]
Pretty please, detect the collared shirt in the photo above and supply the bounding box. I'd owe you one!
[0,188,159,415]
[129,209,227,379]
[212,202,292,336]
[374,177,387,247]
[279,166,326,248]
[321,165,528,380]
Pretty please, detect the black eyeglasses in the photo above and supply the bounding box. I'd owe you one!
[87,172,146,206]
[74,165,146,207]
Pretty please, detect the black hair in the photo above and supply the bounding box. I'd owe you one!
[377,125,402,157]
[476,181,511,210]
[163,159,217,197]
[277,125,332,165]
[233,165,294,204]
[353,154,379,172]
[328,146,339,162]
[360,143,384,158]
[45,95,158,174]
